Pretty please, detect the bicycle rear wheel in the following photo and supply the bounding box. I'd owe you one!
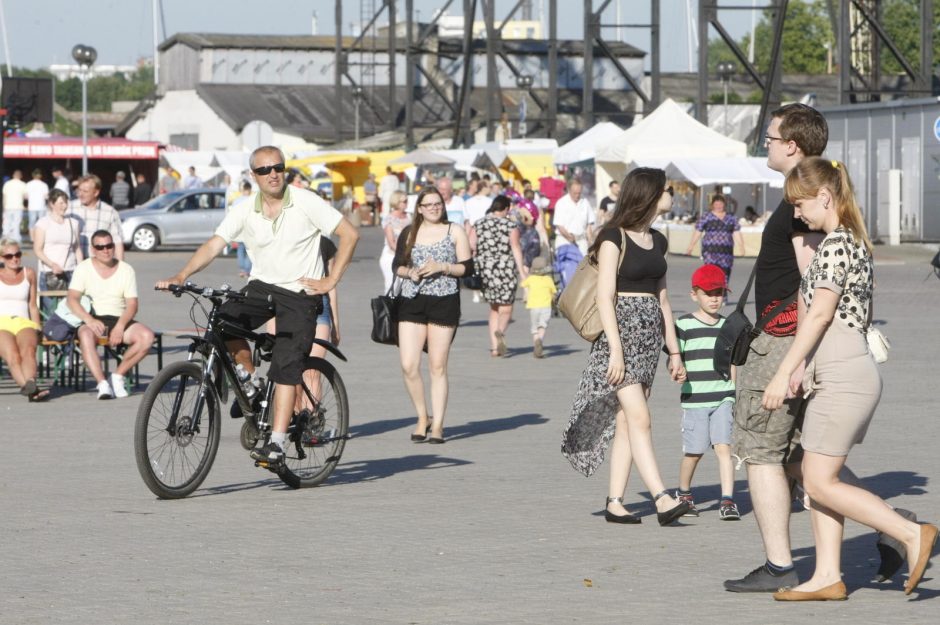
[277,357,349,489]
[134,361,221,499]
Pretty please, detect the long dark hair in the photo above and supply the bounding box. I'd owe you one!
[587,167,666,257]
[401,185,449,266]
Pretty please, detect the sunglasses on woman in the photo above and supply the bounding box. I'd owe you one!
[1,251,23,260]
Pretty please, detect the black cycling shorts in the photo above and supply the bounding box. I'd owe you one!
[397,293,460,328]
[217,280,322,385]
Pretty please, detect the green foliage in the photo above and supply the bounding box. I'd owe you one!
[8,65,154,113]
[707,0,833,75]
[879,0,940,75]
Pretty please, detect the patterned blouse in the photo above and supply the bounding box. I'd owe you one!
[399,227,459,299]
[800,226,873,334]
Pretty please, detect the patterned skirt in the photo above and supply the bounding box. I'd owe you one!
[561,296,663,477]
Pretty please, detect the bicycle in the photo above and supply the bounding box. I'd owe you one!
[134,282,349,499]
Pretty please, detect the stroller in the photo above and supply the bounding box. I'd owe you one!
[551,242,584,317]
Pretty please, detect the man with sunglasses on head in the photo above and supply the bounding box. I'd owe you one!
[69,174,125,260]
[68,230,155,399]
[157,145,359,467]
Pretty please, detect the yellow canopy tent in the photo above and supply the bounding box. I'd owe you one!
[287,153,370,201]
[500,153,555,189]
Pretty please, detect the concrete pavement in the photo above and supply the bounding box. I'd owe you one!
[1,227,938,624]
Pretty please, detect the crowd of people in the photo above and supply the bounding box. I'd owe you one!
[2,105,936,598]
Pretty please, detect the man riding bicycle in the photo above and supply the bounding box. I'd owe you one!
[156,145,359,465]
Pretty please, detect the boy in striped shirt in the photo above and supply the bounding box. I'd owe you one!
[674,264,740,520]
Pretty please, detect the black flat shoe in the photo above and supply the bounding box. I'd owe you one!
[874,508,916,582]
[604,496,641,524]
[411,424,431,443]
[654,490,690,526]
[427,436,445,444]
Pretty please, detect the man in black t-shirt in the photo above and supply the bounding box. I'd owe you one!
[599,180,620,215]
[724,104,914,593]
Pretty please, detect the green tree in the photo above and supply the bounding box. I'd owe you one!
[745,0,834,74]
[6,65,154,113]
[879,0,940,75]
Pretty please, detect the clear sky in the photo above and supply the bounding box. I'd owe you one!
[1,1,752,72]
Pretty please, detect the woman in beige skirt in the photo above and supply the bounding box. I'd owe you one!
[762,157,937,600]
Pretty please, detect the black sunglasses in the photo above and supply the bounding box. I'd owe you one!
[93,242,116,250]
[1,251,23,259]
[666,186,674,197]
[252,163,286,176]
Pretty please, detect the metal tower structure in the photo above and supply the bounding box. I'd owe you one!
[837,0,934,103]
[697,0,788,154]
[333,0,397,143]
[582,0,662,128]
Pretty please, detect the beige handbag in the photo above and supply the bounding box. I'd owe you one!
[557,229,627,342]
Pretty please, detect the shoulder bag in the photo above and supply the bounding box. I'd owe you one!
[557,229,627,342]
[714,265,796,381]
[865,287,890,364]
[370,279,401,346]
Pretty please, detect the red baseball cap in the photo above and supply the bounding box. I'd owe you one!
[691,264,730,292]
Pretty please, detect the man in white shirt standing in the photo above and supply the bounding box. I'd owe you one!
[437,177,465,226]
[378,166,400,220]
[552,179,595,255]
[2,170,28,243]
[25,169,50,237]
[52,168,71,195]
[463,179,492,230]
[157,145,360,466]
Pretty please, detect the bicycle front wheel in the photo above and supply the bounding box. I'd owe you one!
[278,357,349,489]
[134,361,221,499]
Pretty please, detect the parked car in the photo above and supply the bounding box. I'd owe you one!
[120,188,227,252]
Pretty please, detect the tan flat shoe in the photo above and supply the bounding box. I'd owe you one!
[905,523,939,595]
[773,581,847,601]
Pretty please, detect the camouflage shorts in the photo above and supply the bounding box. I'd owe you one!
[731,333,805,466]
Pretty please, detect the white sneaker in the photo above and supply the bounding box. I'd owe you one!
[110,373,129,398]
[97,379,114,400]
[472,292,481,303]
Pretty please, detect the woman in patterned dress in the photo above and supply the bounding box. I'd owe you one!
[686,195,745,279]
[471,195,526,357]
[764,157,936,601]
[392,187,472,443]
[561,168,690,526]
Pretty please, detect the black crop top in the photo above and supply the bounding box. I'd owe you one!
[595,227,668,294]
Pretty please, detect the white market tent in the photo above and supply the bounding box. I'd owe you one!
[665,157,784,188]
[553,121,622,165]
[594,98,748,191]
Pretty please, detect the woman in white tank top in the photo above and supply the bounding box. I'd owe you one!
[0,238,48,401]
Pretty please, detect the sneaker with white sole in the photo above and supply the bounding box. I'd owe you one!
[96,379,114,400]
[675,490,700,517]
[250,441,285,465]
[110,373,129,398]
[719,500,741,520]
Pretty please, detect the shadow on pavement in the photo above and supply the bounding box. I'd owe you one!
[327,453,473,484]
[350,412,548,441]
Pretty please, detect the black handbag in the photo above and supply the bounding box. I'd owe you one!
[44,271,70,291]
[370,280,400,346]
[714,266,796,381]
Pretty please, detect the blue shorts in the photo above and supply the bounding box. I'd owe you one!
[317,296,332,327]
[681,401,734,454]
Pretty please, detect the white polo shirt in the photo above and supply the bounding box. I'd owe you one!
[214,186,343,292]
[553,194,595,238]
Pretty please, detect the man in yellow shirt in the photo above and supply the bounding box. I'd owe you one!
[157,145,359,466]
[68,230,155,399]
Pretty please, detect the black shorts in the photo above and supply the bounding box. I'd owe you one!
[397,293,460,328]
[94,315,137,334]
[217,280,322,385]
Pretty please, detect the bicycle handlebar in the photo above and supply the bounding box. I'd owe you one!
[156,282,249,301]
